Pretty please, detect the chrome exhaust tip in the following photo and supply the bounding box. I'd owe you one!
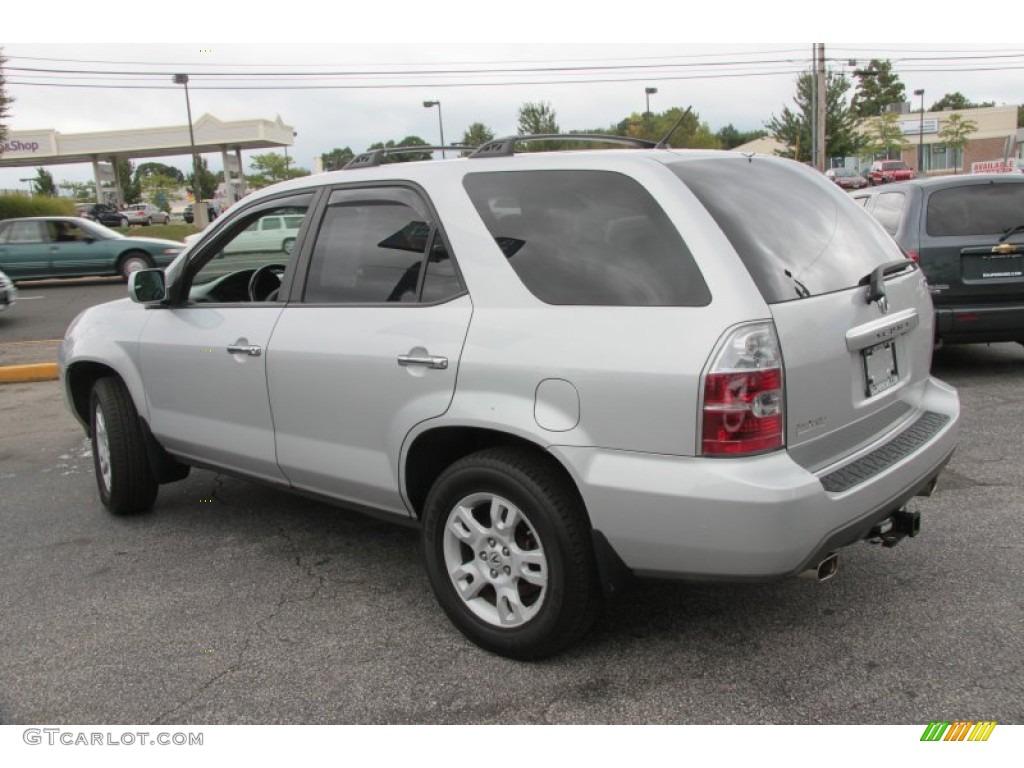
[799,553,839,582]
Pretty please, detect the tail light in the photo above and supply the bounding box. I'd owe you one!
[906,250,920,262]
[701,322,785,456]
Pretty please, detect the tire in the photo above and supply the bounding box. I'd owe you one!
[120,217,129,228]
[143,217,151,226]
[421,447,600,660]
[282,237,296,256]
[119,252,152,281]
[90,377,158,515]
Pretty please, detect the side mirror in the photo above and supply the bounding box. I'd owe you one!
[129,269,166,304]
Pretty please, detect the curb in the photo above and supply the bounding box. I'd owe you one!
[0,363,59,384]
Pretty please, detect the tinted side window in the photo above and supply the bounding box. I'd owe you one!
[871,192,906,235]
[926,183,1024,236]
[420,234,463,304]
[673,158,904,303]
[305,188,433,304]
[463,170,710,306]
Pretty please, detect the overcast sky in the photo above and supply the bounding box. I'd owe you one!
[3,12,1022,191]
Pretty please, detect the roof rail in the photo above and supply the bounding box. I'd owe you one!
[468,134,657,159]
[343,145,477,170]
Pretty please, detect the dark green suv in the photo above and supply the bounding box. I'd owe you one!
[854,174,1024,345]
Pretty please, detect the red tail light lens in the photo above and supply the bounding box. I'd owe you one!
[906,250,920,262]
[701,323,785,457]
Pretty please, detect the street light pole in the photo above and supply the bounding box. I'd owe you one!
[913,88,925,175]
[423,101,445,158]
[645,87,658,117]
[172,73,203,219]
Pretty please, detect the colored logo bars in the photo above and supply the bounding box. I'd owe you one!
[921,721,997,742]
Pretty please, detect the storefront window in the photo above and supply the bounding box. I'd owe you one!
[922,144,963,173]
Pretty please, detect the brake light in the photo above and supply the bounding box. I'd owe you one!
[701,323,785,456]
[906,250,919,262]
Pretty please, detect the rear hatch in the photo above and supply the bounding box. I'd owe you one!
[672,156,937,472]
[918,179,1024,313]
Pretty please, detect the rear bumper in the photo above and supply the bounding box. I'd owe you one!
[551,376,959,581]
[935,302,1024,343]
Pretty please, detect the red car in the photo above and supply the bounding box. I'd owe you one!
[869,160,915,185]
[825,167,869,190]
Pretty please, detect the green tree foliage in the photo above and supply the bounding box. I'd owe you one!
[461,122,496,148]
[188,157,223,198]
[862,111,911,160]
[851,59,907,118]
[766,70,864,162]
[716,124,768,150]
[0,194,76,219]
[321,147,355,171]
[32,168,57,196]
[139,174,181,210]
[929,92,994,112]
[0,49,12,150]
[114,158,142,205]
[58,180,97,201]
[134,162,185,185]
[938,113,979,174]
[365,136,433,164]
[517,102,559,135]
[246,152,312,189]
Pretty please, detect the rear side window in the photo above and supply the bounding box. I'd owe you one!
[672,158,904,303]
[872,192,906,235]
[925,183,1024,236]
[463,170,710,306]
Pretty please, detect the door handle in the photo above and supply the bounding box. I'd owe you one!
[226,343,262,357]
[398,352,448,370]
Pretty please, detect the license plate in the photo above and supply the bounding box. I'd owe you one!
[863,340,898,397]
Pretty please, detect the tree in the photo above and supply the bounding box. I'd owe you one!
[58,180,97,201]
[321,147,355,171]
[0,49,12,151]
[851,59,906,118]
[114,158,141,205]
[139,173,181,210]
[461,122,495,148]
[862,111,912,161]
[929,92,994,112]
[716,124,768,150]
[364,136,433,164]
[766,70,864,162]
[187,157,221,199]
[517,101,559,135]
[33,168,57,197]
[246,152,311,189]
[134,162,185,185]
[938,113,979,174]
[614,107,719,148]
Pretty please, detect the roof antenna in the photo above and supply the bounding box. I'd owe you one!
[655,106,693,149]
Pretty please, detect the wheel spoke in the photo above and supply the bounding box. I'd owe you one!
[491,498,521,537]
[448,504,488,549]
[496,586,527,626]
[449,562,488,600]
[514,550,548,587]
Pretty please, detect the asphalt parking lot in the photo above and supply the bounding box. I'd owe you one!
[0,335,1022,724]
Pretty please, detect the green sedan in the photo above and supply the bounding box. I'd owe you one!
[0,217,185,282]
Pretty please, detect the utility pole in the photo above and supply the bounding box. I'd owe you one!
[815,42,827,172]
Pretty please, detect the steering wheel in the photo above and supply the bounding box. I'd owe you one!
[248,263,287,302]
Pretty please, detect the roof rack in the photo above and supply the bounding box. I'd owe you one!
[468,134,657,159]
[343,145,477,170]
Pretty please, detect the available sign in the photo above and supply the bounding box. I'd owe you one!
[971,158,1022,174]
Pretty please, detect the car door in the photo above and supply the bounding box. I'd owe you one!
[47,220,112,277]
[267,185,472,516]
[138,192,315,482]
[0,220,50,280]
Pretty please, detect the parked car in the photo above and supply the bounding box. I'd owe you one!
[124,203,171,226]
[869,160,916,185]
[853,174,1024,345]
[0,217,185,282]
[222,214,304,255]
[0,268,16,312]
[76,203,129,229]
[825,167,869,190]
[60,141,959,659]
[183,201,218,224]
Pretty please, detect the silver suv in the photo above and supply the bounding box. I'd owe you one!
[60,139,960,659]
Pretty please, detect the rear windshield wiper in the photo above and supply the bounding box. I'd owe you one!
[858,259,917,309]
[998,223,1024,243]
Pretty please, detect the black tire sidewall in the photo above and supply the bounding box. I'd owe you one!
[89,378,157,515]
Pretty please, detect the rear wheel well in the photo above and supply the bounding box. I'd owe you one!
[404,427,587,522]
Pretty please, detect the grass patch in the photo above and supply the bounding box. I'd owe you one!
[113,223,203,242]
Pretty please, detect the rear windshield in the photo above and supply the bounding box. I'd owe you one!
[671,158,904,303]
[882,161,909,171]
[463,170,710,306]
[925,182,1024,237]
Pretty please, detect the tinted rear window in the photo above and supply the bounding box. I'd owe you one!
[872,192,906,235]
[925,182,1024,237]
[671,158,903,303]
[463,170,710,306]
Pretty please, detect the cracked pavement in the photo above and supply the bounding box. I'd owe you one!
[0,343,1022,724]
